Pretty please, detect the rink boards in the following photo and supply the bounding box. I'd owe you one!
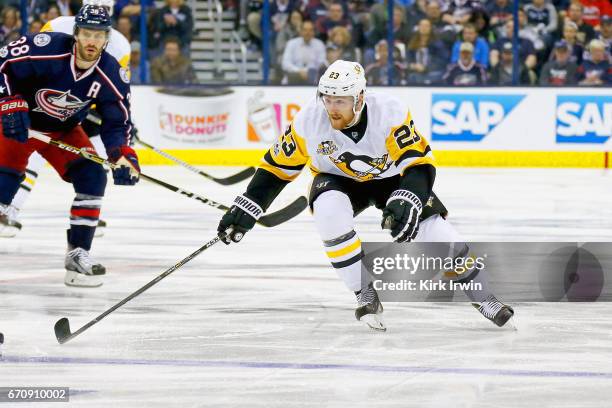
[130,86,612,168]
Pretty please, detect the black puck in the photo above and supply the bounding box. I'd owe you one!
[0,332,3,344]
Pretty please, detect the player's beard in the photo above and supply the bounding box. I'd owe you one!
[76,41,103,63]
[327,111,355,130]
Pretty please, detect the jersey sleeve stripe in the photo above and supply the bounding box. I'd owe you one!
[263,151,306,171]
[395,145,432,166]
[259,162,301,181]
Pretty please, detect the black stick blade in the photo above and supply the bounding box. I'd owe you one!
[211,167,256,185]
[54,318,72,344]
[258,196,308,227]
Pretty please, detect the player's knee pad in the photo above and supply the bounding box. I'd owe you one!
[312,190,354,240]
[67,160,107,197]
[0,168,24,204]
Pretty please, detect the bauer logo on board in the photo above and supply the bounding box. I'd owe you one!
[556,95,611,144]
[431,94,525,141]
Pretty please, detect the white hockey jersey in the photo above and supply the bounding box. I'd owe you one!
[41,16,131,69]
[260,92,435,182]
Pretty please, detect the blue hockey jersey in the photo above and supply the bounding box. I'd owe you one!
[0,32,132,149]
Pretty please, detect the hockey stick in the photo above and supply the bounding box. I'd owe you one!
[29,131,307,227]
[133,134,256,185]
[54,231,226,344]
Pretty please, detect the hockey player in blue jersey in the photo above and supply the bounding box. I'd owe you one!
[0,5,139,287]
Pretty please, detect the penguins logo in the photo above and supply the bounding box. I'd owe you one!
[330,152,392,181]
[316,140,338,156]
[33,89,90,121]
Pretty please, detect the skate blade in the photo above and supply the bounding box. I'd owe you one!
[64,271,103,288]
[0,225,20,238]
[359,314,387,332]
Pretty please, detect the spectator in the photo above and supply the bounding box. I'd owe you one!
[129,41,149,84]
[304,0,334,23]
[554,21,584,64]
[117,0,156,41]
[281,20,326,84]
[487,0,513,38]
[489,41,537,85]
[577,39,611,85]
[406,0,428,30]
[367,4,412,47]
[318,43,343,76]
[28,19,44,34]
[25,0,50,22]
[271,0,297,41]
[117,15,134,42]
[524,0,558,48]
[406,18,449,84]
[597,15,611,54]
[153,0,194,50]
[443,41,488,85]
[315,1,351,42]
[276,9,303,58]
[450,23,490,68]
[44,4,61,23]
[540,40,578,84]
[560,3,596,46]
[365,40,405,85]
[0,7,21,46]
[468,7,493,42]
[441,0,483,26]
[244,0,263,45]
[490,20,538,71]
[327,26,357,61]
[517,8,546,53]
[576,0,612,28]
[150,37,197,84]
[425,0,455,46]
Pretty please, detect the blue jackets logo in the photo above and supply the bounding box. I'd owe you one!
[556,95,611,144]
[431,94,525,141]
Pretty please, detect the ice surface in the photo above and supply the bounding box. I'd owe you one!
[2,166,612,407]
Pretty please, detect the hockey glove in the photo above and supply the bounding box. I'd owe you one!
[217,195,263,244]
[381,189,422,243]
[0,95,30,143]
[108,145,140,185]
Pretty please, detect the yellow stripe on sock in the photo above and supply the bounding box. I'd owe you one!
[326,239,361,259]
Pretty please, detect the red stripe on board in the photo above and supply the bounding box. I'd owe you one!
[70,208,100,218]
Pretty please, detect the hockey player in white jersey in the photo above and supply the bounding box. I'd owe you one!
[0,0,130,238]
[218,60,514,331]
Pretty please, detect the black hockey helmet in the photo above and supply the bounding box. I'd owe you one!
[74,5,112,34]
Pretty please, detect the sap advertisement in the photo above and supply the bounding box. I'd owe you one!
[130,86,611,151]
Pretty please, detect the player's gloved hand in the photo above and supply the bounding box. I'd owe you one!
[0,95,30,143]
[108,145,140,186]
[217,195,263,244]
[381,189,422,243]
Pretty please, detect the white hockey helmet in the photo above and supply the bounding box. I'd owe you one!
[318,60,367,127]
[83,0,114,16]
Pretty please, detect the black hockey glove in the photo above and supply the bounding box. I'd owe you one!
[381,189,422,243]
[217,195,263,244]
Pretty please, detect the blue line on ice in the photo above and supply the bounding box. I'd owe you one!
[2,356,612,379]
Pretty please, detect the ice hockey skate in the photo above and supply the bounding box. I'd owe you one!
[0,204,22,238]
[355,282,386,332]
[472,295,515,327]
[64,247,106,288]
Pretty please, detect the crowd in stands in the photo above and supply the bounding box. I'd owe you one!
[1,0,610,86]
[236,0,611,85]
[0,0,198,85]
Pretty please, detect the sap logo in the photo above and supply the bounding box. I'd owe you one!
[431,94,525,141]
[556,95,611,144]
